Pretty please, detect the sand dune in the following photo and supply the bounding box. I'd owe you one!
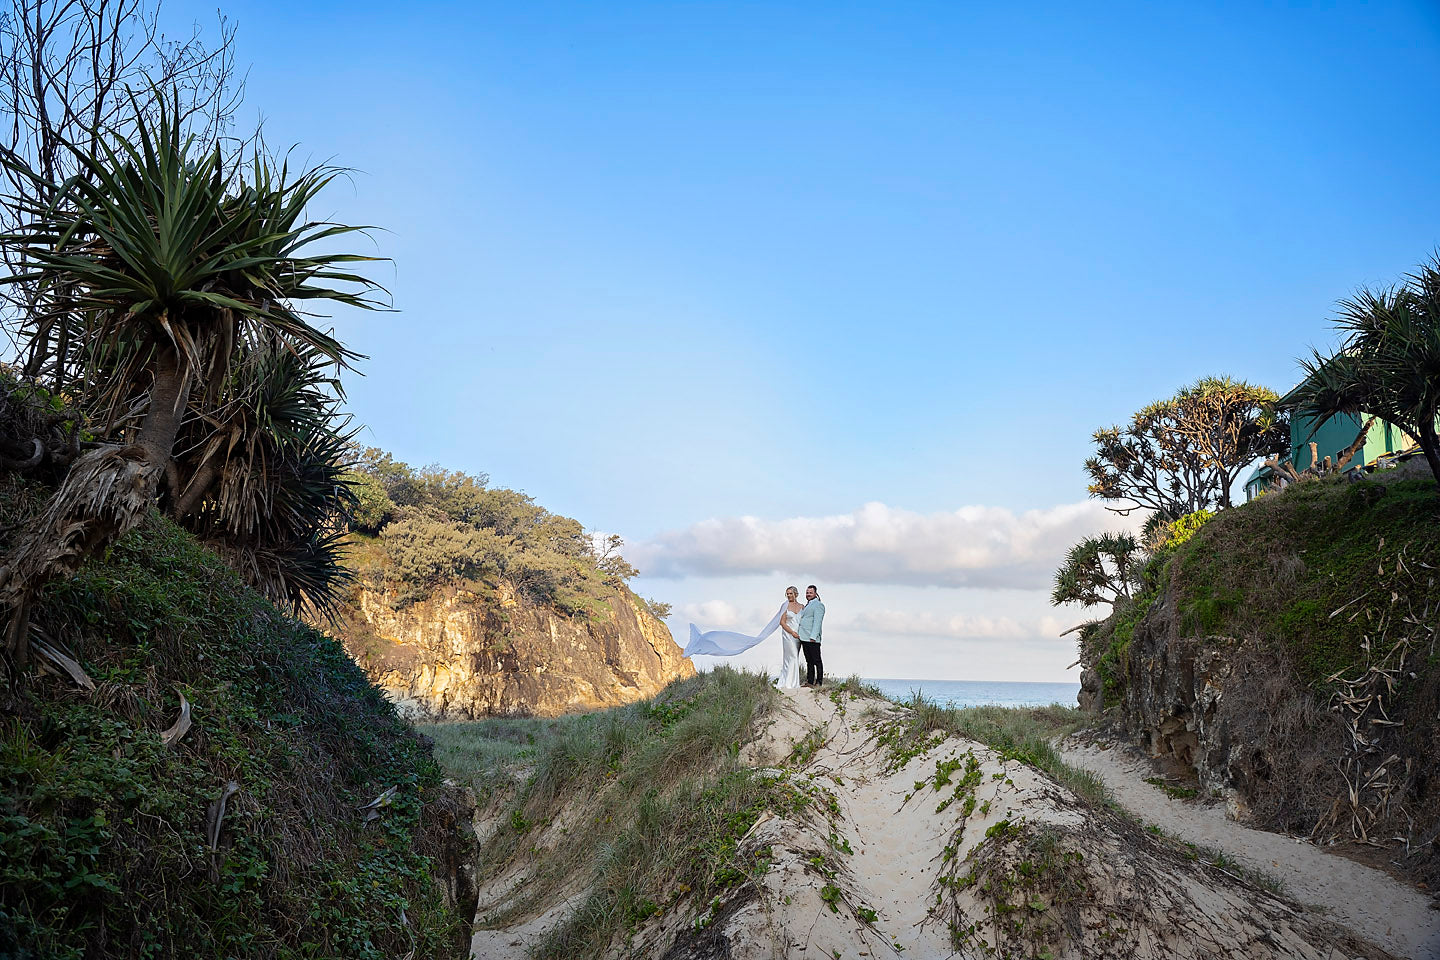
[472,687,1405,959]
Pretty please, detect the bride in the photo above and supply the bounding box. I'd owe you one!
[777,586,804,689]
[682,585,806,689]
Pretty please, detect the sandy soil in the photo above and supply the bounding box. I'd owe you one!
[470,688,1405,959]
[1059,739,1440,960]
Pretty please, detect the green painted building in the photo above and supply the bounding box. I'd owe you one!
[1243,386,1416,501]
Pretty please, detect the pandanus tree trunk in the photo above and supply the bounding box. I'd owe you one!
[0,345,192,670]
[1418,430,1440,490]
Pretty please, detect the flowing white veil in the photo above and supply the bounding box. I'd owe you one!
[683,602,788,658]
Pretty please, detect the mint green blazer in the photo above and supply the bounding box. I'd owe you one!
[798,600,825,643]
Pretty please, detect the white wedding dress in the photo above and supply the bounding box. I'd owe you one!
[778,606,803,689]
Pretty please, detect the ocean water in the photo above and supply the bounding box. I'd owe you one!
[863,678,1080,710]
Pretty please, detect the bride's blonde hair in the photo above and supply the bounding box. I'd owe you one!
[786,585,798,594]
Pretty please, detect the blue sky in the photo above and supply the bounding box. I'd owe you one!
[206,1,1440,680]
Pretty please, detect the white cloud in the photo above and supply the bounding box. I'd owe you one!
[838,610,1029,639]
[630,500,1138,590]
[675,599,744,628]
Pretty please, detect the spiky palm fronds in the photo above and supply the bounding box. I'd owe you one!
[171,335,344,525]
[1051,532,1141,609]
[0,93,380,665]
[1295,257,1440,486]
[1,92,381,437]
[198,424,358,618]
[174,335,357,616]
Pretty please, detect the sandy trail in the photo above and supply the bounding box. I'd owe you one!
[1059,739,1440,960]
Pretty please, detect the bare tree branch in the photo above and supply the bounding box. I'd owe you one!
[0,0,245,392]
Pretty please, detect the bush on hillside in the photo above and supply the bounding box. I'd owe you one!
[379,516,506,602]
[347,448,637,615]
[345,469,396,534]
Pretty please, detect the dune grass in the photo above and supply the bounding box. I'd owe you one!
[875,691,1112,808]
[427,673,1112,956]
[433,667,789,958]
[418,716,575,799]
[807,675,1109,807]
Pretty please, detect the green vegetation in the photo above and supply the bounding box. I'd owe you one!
[874,696,1109,809]
[0,479,470,959]
[1070,467,1440,882]
[1171,475,1436,684]
[1083,475,1438,705]
[344,448,640,616]
[785,723,828,767]
[419,716,574,800]
[0,13,478,956]
[443,668,786,959]
[1186,842,1287,896]
[1085,376,1288,518]
[0,91,381,643]
[1051,532,1141,608]
[944,820,1089,959]
[1143,777,1199,800]
[1159,509,1214,549]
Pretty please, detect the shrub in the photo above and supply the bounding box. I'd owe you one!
[349,448,635,614]
[345,470,395,534]
[378,517,506,602]
[1160,509,1213,549]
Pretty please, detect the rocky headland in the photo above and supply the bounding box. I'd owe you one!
[340,580,694,719]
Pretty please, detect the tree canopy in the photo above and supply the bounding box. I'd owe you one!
[345,448,642,615]
[1085,376,1288,518]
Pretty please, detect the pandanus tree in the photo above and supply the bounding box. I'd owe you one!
[1085,377,1288,518]
[1294,256,1440,489]
[170,336,360,617]
[1051,532,1141,610]
[0,96,382,668]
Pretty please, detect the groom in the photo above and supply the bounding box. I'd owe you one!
[798,584,825,687]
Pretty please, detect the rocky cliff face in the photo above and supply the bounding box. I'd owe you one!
[340,582,695,719]
[1081,596,1344,822]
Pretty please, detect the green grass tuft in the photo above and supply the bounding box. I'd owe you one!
[873,694,1110,809]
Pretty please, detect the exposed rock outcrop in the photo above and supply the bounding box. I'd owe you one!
[340,582,694,719]
[1096,591,1347,823]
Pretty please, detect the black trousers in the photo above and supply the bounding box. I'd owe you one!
[801,641,823,686]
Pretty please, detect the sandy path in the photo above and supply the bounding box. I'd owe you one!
[1059,740,1440,960]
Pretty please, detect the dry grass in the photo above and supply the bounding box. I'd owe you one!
[440,668,782,958]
